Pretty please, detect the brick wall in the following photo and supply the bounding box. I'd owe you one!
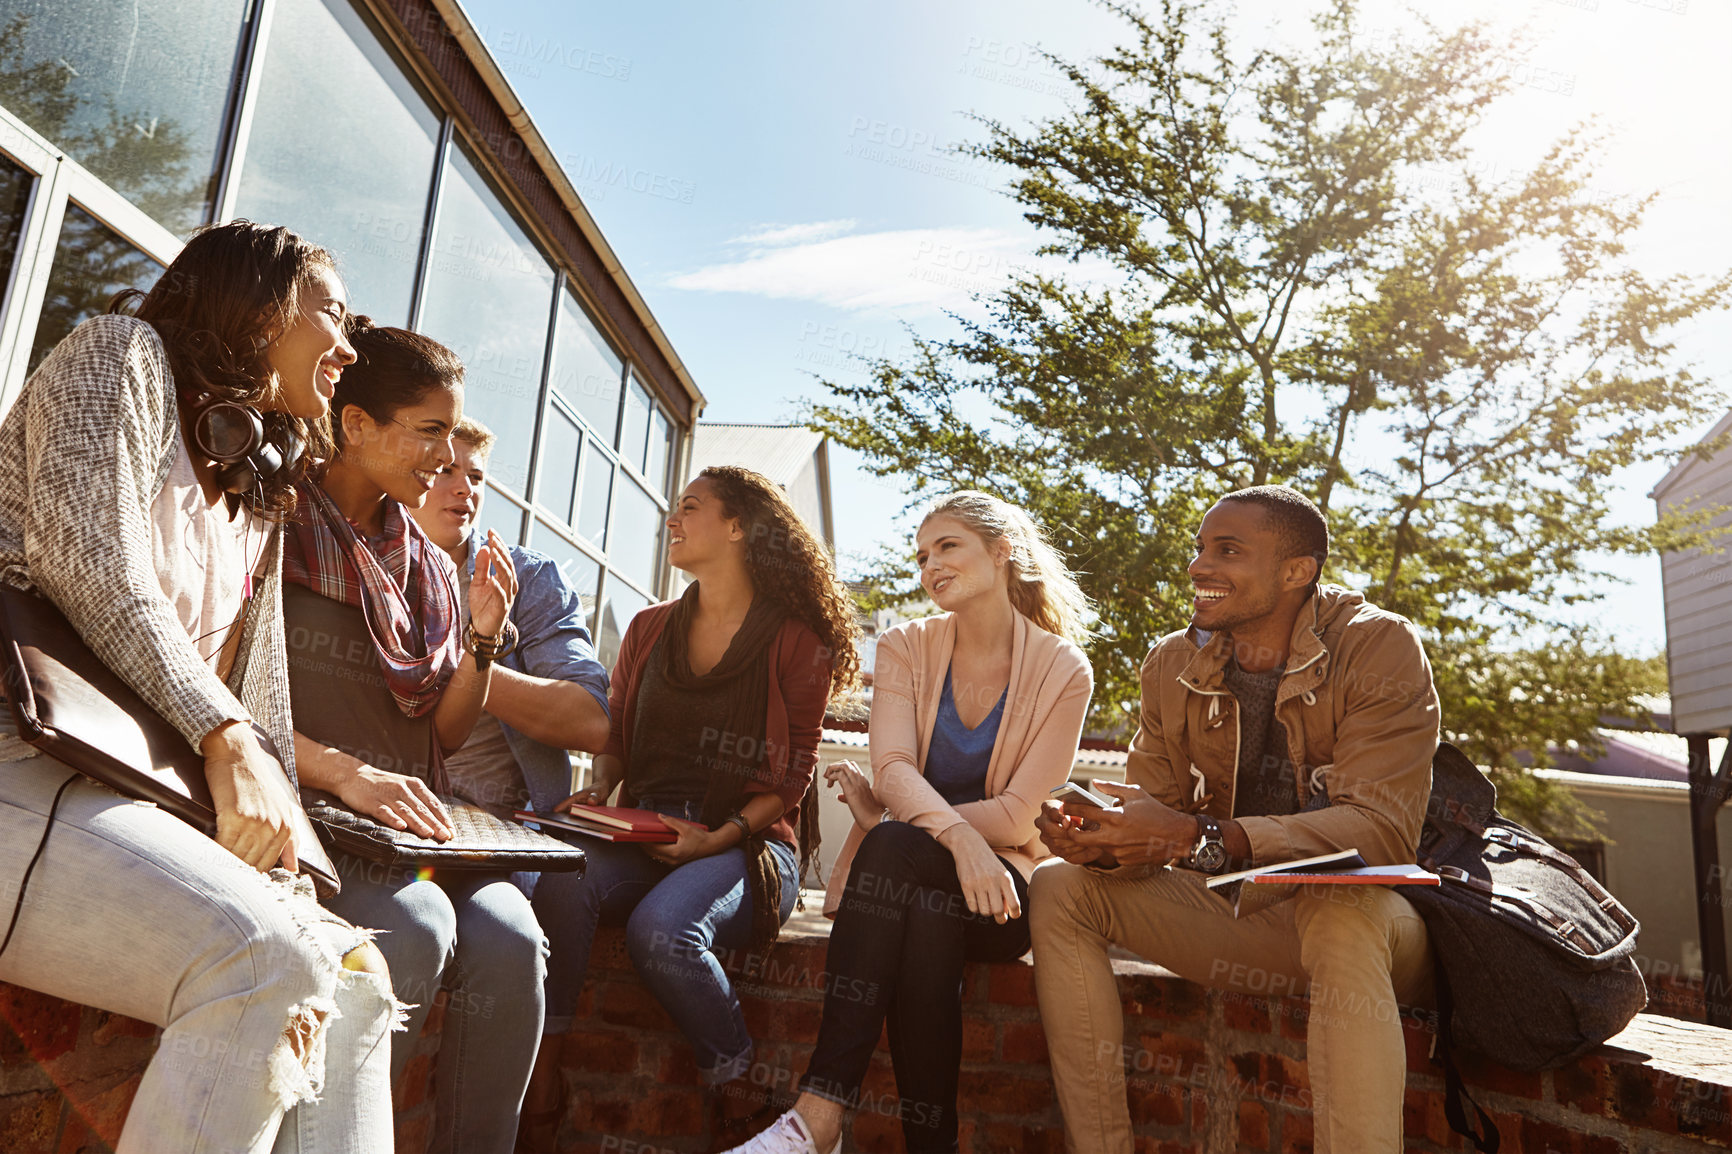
[400,927,1728,1154]
[6,926,1732,1153]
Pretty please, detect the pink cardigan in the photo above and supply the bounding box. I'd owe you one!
[822,610,1094,917]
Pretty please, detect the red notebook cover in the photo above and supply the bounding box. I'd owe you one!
[1247,864,1440,885]
[566,804,680,833]
[513,809,677,844]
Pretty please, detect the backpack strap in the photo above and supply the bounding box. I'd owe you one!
[1433,868,1597,952]
[1434,950,1501,1153]
[1488,829,1641,938]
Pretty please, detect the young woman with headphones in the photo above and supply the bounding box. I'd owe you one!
[0,221,398,1152]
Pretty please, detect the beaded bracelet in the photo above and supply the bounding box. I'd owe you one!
[724,813,752,843]
[464,618,519,670]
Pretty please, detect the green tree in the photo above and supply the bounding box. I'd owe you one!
[810,1,1726,770]
[1437,644,1667,839]
[0,15,202,231]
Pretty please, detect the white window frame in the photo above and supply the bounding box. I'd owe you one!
[0,104,182,411]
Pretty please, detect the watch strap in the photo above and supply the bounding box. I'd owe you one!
[1189,814,1228,873]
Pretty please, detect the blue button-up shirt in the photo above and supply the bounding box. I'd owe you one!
[465,541,611,813]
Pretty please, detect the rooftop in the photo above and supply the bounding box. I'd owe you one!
[690,422,826,488]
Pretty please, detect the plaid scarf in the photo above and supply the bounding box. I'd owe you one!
[283,479,462,720]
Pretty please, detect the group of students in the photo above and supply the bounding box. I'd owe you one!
[0,218,1442,1154]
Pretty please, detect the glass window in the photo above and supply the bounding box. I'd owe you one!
[536,403,581,524]
[645,409,672,495]
[0,156,34,316]
[418,140,555,497]
[620,373,651,468]
[549,288,622,440]
[0,1,248,232]
[610,478,662,593]
[30,202,164,370]
[577,445,612,548]
[234,0,441,327]
[476,483,526,548]
[595,577,650,670]
[532,520,601,625]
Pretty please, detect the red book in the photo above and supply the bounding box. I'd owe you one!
[513,809,677,844]
[1204,849,1438,917]
[565,804,681,834]
[1247,863,1439,885]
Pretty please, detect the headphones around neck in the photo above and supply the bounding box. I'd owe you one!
[186,393,304,496]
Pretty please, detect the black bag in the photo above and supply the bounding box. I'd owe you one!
[1407,742,1648,1151]
[302,789,587,874]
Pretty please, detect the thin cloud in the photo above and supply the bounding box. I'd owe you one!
[728,220,858,247]
[670,225,1031,314]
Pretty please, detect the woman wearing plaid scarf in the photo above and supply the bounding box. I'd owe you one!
[281,318,537,1154]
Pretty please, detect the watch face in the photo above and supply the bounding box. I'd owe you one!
[1195,842,1228,872]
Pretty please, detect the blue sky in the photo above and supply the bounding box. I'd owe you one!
[460,0,1731,653]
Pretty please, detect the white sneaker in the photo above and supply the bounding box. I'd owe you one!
[722,1108,841,1154]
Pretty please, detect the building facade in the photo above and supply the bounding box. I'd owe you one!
[1652,410,1732,1024]
[0,0,702,665]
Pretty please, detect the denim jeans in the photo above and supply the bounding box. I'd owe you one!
[532,798,798,1084]
[801,820,1032,1153]
[323,856,547,1154]
[0,729,395,1154]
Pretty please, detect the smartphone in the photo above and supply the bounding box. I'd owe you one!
[1050,781,1118,810]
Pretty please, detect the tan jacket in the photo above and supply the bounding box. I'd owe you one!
[1127,584,1439,868]
[823,610,1094,917]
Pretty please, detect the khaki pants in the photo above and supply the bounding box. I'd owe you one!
[1029,862,1432,1154]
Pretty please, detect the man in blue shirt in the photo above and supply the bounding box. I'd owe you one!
[412,418,611,819]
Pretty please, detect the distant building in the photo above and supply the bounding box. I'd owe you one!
[1651,424,1732,1021]
[689,422,834,549]
[1652,420,1732,736]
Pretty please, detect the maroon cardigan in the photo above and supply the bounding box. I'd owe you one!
[604,600,832,845]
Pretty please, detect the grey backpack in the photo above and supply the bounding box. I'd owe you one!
[1404,743,1648,1151]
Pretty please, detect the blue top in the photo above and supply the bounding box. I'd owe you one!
[924,667,1006,806]
[466,541,611,813]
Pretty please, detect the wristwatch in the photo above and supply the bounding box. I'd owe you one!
[1188,814,1229,874]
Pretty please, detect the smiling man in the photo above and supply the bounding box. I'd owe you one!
[410,418,610,826]
[1028,485,1440,1154]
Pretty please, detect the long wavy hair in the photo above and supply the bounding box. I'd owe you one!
[921,491,1095,642]
[113,220,338,516]
[699,465,862,699]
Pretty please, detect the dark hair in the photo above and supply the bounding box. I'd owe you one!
[329,317,464,450]
[698,465,862,699]
[113,219,336,515]
[1218,485,1330,589]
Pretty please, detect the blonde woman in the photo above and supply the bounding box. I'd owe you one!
[728,492,1095,1154]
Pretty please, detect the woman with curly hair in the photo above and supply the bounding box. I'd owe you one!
[726,491,1094,1154]
[523,465,860,1148]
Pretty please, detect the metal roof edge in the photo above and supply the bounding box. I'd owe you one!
[1530,766,1693,797]
[1650,409,1732,502]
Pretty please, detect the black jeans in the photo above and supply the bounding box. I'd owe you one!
[800,820,1033,1152]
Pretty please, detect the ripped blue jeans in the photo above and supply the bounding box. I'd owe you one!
[0,726,397,1153]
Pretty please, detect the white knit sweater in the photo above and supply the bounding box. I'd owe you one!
[0,314,297,775]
